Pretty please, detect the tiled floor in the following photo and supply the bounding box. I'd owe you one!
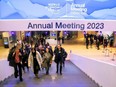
[62,44,116,65]
[0,61,99,87]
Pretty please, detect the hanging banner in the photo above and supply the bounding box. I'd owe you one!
[0,19,116,31]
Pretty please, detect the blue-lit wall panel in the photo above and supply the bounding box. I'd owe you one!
[0,0,116,19]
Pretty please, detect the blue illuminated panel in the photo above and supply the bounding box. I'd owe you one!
[0,0,116,19]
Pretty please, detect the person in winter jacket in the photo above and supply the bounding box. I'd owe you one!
[54,45,66,75]
[42,48,52,75]
[28,48,42,78]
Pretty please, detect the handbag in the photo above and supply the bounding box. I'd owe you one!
[41,59,47,68]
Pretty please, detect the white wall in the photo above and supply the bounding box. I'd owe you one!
[2,32,9,37]
[0,59,14,82]
[70,54,116,87]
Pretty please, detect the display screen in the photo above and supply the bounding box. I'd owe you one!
[0,0,116,20]
[3,37,8,45]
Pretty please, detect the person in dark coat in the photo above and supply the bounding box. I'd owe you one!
[54,45,65,75]
[110,39,113,47]
[7,46,16,67]
[62,37,64,44]
[22,49,29,72]
[103,37,108,48]
[96,35,100,50]
[90,34,94,48]
[86,38,89,49]
[85,33,89,49]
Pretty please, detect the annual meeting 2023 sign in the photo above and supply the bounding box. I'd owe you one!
[0,0,116,31]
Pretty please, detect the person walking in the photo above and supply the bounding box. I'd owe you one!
[22,49,29,72]
[7,46,16,67]
[96,35,100,50]
[46,43,53,67]
[42,48,52,75]
[85,33,89,49]
[90,34,94,48]
[28,48,42,78]
[62,37,64,44]
[85,38,89,49]
[103,37,108,48]
[13,44,23,81]
[54,45,65,75]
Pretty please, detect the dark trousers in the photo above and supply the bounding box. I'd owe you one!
[14,63,22,79]
[33,65,39,75]
[90,41,93,48]
[56,61,62,74]
[33,58,40,75]
[46,61,50,74]
[22,63,29,72]
[86,43,89,49]
[97,42,100,50]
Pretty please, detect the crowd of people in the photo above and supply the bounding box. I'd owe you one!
[84,33,113,50]
[7,38,67,82]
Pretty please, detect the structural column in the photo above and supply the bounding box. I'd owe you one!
[16,31,21,40]
[113,31,116,47]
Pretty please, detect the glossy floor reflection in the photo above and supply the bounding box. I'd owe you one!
[0,61,99,87]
